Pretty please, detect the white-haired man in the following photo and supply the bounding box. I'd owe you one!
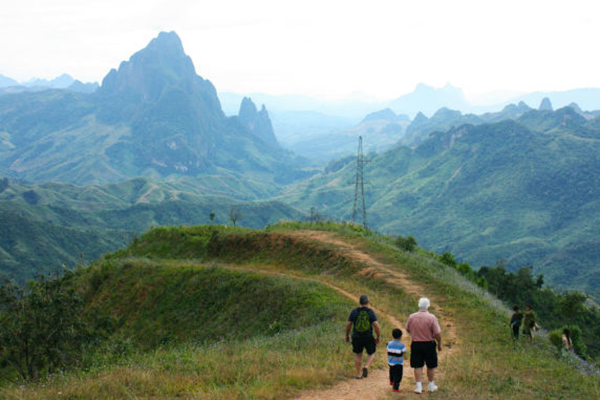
[405,297,442,394]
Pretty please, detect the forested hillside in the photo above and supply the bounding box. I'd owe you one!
[0,177,304,281]
[281,106,600,300]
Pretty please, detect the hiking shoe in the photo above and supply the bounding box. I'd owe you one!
[414,387,422,394]
[428,384,438,392]
[393,389,400,392]
[362,367,368,378]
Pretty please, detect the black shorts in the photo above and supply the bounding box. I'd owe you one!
[410,341,438,369]
[352,336,376,355]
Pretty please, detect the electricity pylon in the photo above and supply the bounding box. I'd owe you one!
[352,136,369,229]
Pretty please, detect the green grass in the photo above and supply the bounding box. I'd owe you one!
[1,222,599,399]
[77,257,355,349]
[2,323,354,400]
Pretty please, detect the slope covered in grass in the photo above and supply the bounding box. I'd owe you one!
[79,258,352,349]
[0,177,305,281]
[1,222,599,399]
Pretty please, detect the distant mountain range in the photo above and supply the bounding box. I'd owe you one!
[0,72,98,94]
[281,105,600,300]
[3,30,600,304]
[219,83,600,162]
[0,32,310,186]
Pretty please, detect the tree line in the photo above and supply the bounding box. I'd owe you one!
[439,251,600,359]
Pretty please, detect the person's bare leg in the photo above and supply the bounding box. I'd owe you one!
[414,367,423,382]
[427,367,436,383]
[354,353,363,378]
[364,352,376,369]
[414,367,423,392]
[427,367,439,391]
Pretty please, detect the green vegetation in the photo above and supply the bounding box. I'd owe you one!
[0,33,310,187]
[0,272,98,382]
[0,238,357,398]
[282,109,600,303]
[0,177,305,282]
[1,222,598,399]
[4,94,600,307]
[441,255,600,359]
[80,258,350,349]
[394,234,417,252]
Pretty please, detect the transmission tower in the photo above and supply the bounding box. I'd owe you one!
[352,136,369,229]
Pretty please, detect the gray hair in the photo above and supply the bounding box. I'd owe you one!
[418,297,430,310]
[359,294,369,305]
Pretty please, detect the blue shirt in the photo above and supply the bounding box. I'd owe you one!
[387,339,406,366]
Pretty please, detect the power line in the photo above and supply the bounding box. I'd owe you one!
[352,136,369,229]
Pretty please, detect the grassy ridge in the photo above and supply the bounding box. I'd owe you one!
[79,258,352,349]
[2,222,599,399]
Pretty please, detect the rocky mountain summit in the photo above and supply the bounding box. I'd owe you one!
[0,32,304,185]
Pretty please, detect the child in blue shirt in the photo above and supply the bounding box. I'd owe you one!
[387,328,407,392]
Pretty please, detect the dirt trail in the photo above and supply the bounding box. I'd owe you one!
[283,230,460,400]
[183,230,460,399]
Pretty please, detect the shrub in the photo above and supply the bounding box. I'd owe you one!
[395,235,417,251]
[457,262,475,281]
[548,326,587,358]
[440,251,457,268]
[0,272,95,382]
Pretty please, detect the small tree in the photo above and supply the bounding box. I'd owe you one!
[309,207,323,223]
[229,206,242,227]
[0,273,91,382]
[209,212,216,224]
[440,252,457,268]
[559,291,586,327]
[476,275,488,289]
[395,235,417,252]
[457,262,475,281]
[23,189,40,205]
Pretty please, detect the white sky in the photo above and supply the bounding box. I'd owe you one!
[1,0,600,100]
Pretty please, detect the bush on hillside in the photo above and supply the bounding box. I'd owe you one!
[548,326,586,358]
[395,234,417,251]
[440,251,458,268]
[0,272,101,382]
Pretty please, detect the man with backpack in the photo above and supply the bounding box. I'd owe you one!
[345,294,381,379]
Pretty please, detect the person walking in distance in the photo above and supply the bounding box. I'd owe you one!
[510,305,523,341]
[405,297,442,394]
[522,304,537,343]
[345,294,381,379]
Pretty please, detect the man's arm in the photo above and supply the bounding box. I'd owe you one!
[434,332,442,351]
[345,321,352,342]
[373,321,381,344]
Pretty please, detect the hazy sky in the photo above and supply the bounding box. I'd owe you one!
[2,0,600,100]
